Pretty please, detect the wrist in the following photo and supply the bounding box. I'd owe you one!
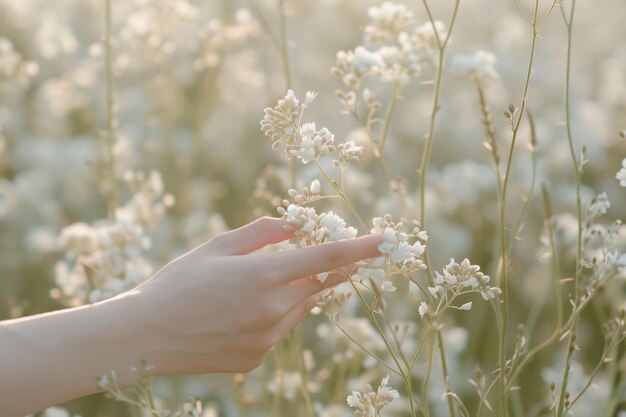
[96,291,163,384]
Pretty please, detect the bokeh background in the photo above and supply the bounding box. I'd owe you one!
[1,0,625,416]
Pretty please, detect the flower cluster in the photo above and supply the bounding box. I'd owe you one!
[54,171,173,305]
[587,192,611,220]
[194,8,261,70]
[333,2,448,88]
[278,203,357,246]
[351,215,427,292]
[335,141,364,166]
[416,258,500,319]
[286,179,322,204]
[578,193,626,282]
[346,375,399,417]
[430,258,501,301]
[260,89,300,152]
[261,90,363,167]
[294,122,336,164]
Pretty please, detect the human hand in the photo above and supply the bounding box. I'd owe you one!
[130,216,383,376]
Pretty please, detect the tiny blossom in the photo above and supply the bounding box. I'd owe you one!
[287,180,321,204]
[459,302,473,311]
[352,266,386,282]
[408,280,419,295]
[365,2,413,44]
[587,192,611,219]
[346,375,399,417]
[319,211,358,241]
[381,280,396,292]
[54,171,171,305]
[304,90,318,105]
[260,90,300,154]
[616,158,626,187]
[310,179,321,194]
[418,301,430,318]
[429,258,501,302]
[413,20,447,49]
[289,122,336,164]
[335,140,364,166]
[316,272,330,284]
[372,218,426,268]
[278,203,356,248]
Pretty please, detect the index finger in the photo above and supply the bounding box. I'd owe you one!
[249,234,384,283]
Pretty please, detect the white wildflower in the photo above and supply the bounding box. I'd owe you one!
[346,375,399,417]
[616,158,626,187]
[310,179,321,194]
[418,301,430,318]
[304,90,318,105]
[587,192,611,219]
[459,302,473,311]
[335,140,364,166]
[289,122,336,164]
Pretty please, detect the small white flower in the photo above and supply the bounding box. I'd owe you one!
[588,192,611,219]
[284,89,299,107]
[408,280,419,295]
[381,280,396,292]
[310,179,321,194]
[459,302,473,311]
[316,272,329,284]
[418,301,430,318]
[616,158,626,187]
[304,90,317,105]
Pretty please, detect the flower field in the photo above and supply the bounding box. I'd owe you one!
[1,0,625,416]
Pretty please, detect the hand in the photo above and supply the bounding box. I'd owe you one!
[132,216,383,376]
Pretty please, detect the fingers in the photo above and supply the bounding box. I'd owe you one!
[265,297,315,344]
[201,217,293,257]
[250,234,383,283]
[279,265,354,308]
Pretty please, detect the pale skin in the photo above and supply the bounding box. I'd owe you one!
[0,217,383,417]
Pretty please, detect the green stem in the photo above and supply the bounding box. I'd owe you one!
[416,2,461,415]
[556,1,582,415]
[104,0,118,220]
[277,0,293,91]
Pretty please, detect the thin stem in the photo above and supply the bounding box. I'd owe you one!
[313,159,368,232]
[327,314,400,376]
[556,1,582,415]
[277,0,293,91]
[415,3,461,415]
[497,2,541,413]
[293,328,315,417]
[103,0,118,220]
[378,81,401,152]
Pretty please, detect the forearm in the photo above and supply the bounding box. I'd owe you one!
[0,292,154,417]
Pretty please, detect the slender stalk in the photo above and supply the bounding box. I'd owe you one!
[497,2,545,413]
[277,0,293,91]
[293,328,315,417]
[103,0,118,220]
[378,81,401,152]
[556,1,582,415]
[415,2,461,415]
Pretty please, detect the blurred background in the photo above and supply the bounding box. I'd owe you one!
[1,0,625,415]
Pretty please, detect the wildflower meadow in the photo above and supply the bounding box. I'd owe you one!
[1,0,626,416]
